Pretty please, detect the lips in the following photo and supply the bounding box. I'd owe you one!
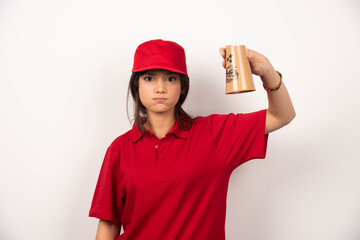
[153,98,167,102]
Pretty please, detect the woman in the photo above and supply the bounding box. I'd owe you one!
[89,39,295,240]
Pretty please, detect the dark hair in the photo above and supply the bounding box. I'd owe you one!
[126,70,194,135]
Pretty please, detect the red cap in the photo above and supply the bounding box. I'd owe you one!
[132,39,188,75]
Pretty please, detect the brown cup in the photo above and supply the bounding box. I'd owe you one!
[225,45,255,94]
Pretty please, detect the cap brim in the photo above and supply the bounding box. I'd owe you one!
[132,66,187,75]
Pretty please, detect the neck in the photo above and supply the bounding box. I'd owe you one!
[144,111,176,139]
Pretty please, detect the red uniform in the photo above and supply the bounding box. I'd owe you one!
[89,109,269,240]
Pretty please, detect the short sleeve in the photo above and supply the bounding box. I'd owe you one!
[207,109,269,171]
[89,141,124,225]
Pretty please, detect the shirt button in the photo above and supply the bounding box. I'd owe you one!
[155,145,158,148]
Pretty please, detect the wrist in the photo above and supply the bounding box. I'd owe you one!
[261,68,280,89]
[263,71,282,92]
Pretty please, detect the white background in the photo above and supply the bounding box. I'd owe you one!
[1,0,360,239]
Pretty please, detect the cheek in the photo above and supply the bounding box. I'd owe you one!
[170,85,182,101]
[138,82,149,104]
[177,87,182,99]
[177,85,183,98]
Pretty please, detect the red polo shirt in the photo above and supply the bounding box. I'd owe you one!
[89,110,268,240]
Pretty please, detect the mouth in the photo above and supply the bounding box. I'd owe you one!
[153,98,167,102]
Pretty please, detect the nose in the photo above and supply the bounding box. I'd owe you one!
[155,80,166,93]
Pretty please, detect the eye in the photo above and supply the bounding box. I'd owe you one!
[167,76,177,82]
[143,76,153,81]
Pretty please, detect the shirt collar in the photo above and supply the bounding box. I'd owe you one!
[130,119,191,142]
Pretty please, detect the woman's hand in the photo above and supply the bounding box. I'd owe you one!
[219,45,296,134]
[219,46,275,77]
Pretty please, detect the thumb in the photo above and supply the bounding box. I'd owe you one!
[246,48,256,60]
[248,54,255,61]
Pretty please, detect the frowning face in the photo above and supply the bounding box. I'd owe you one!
[138,69,182,116]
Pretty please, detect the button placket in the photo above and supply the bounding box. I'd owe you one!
[154,144,159,163]
[155,138,167,164]
[159,137,168,164]
[153,135,171,165]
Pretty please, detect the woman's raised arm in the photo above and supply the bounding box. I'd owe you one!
[219,47,296,134]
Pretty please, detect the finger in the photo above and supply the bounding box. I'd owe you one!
[246,48,255,59]
[222,59,226,69]
[222,45,231,56]
[248,54,255,61]
[219,47,226,59]
[247,48,267,61]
